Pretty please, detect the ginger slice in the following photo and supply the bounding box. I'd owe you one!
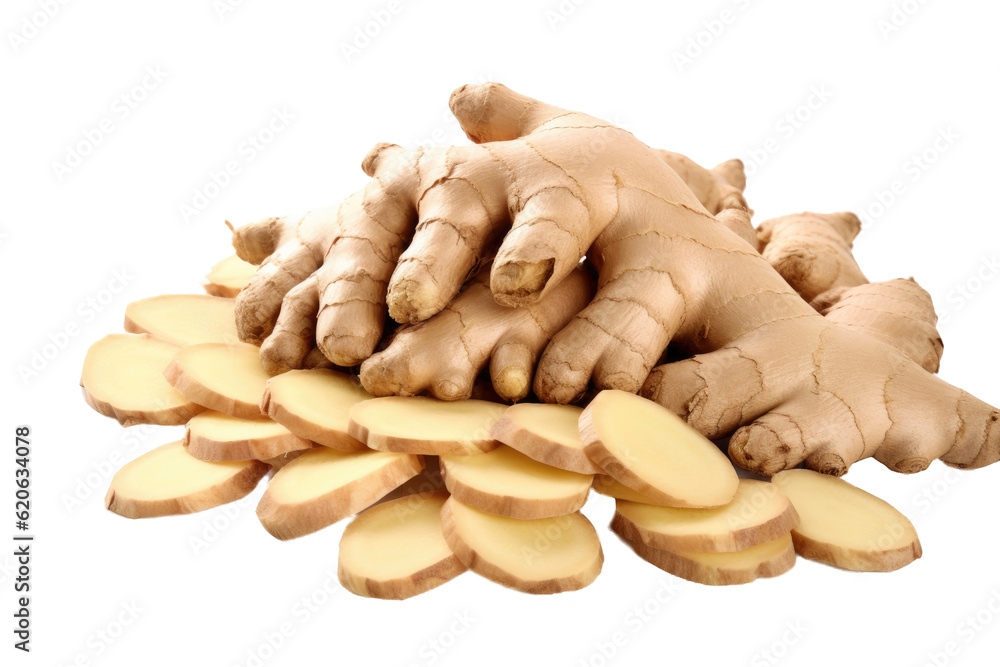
[376,457,445,504]
[490,403,600,474]
[261,448,312,476]
[338,491,466,599]
[580,390,739,508]
[261,369,370,451]
[82,334,204,426]
[440,497,603,594]
[592,474,671,505]
[611,479,799,553]
[164,343,270,419]
[256,447,424,540]
[348,397,506,456]
[105,441,267,519]
[771,469,922,571]
[124,294,240,347]
[615,525,796,586]
[204,254,257,298]
[439,446,592,519]
[184,411,312,462]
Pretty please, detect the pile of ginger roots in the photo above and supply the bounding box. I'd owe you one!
[229,82,999,479]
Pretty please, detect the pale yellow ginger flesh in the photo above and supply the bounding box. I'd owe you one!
[124,294,240,347]
[106,441,268,519]
[261,448,312,476]
[771,469,921,571]
[615,527,796,586]
[256,447,423,540]
[439,446,593,519]
[261,369,371,451]
[184,411,312,462]
[338,491,466,599]
[580,390,739,508]
[376,457,445,504]
[591,474,672,505]
[348,397,506,456]
[82,334,204,427]
[490,403,599,474]
[440,497,603,594]
[204,254,257,298]
[164,343,271,419]
[611,479,799,553]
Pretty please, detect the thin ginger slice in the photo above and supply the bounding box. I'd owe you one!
[490,403,600,474]
[261,369,370,451]
[164,343,270,419]
[771,469,922,572]
[440,497,603,594]
[348,397,506,456]
[256,447,424,540]
[204,255,257,298]
[124,294,240,347]
[82,334,204,426]
[106,441,267,518]
[440,446,592,519]
[611,479,799,553]
[184,411,312,462]
[592,474,672,505]
[580,390,739,508]
[338,491,466,599]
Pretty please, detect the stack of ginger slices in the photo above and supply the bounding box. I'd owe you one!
[80,257,923,599]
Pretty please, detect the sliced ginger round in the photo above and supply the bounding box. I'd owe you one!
[615,526,796,586]
[611,479,799,553]
[771,469,922,572]
[377,457,445,504]
[204,254,257,298]
[490,403,600,474]
[580,390,739,508]
[440,446,592,519]
[82,334,204,426]
[261,369,371,451]
[185,411,312,462]
[124,294,240,347]
[348,397,506,456]
[256,447,424,540]
[440,497,603,594]
[106,441,268,518]
[338,492,466,599]
[164,343,270,419]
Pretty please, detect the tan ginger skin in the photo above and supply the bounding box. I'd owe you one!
[230,82,999,478]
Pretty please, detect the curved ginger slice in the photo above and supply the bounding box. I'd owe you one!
[82,334,203,426]
[261,369,371,452]
[184,411,311,462]
[164,343,270,419]
[611,479,799,553]
[490,403,600,474]
[256,447,424,540]
[204,255,257,298]
[440,497,603,594]
[124,294,240,347]
[106,441,267,518]
[348,397,505,456]
[440,446,592,519]
[338,492,466,599]
[771,469,921,572]
[580,390,738,508]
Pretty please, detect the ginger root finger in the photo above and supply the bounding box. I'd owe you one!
[655,150,750,216]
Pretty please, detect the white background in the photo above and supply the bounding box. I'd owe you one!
[3,1,1000,665]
